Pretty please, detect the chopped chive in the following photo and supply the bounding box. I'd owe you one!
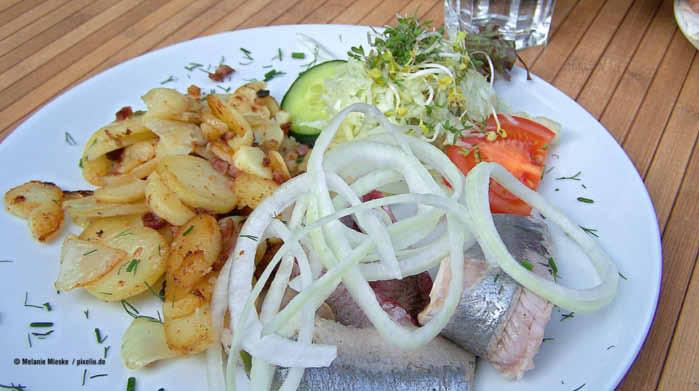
[579,225,599,237]
[547,257,558,280]
[560,312,575,321]
[216,85,231,93]
[273,48,283,61]
[94,328,107,344]
[121,300,162,324]
[263,69,285,82]
[65,132,77,146]
[618,272,628,280]
[606,345,616,350]
[126,376,136,391]
[103,345,111,359]
[240,351,252,374]
[182,225,194,236]
[31,330,54,337]
[144,281,164,301]
[185,62,203,71]
[0,383,28,390]
[556,171,582,181]
[239,234,258,241]
[160,75,176,85]
[0,259,13,263]
[27,333,32,348]
[24,292,44,310]
[82,369,87,386]
[30,322,53,328]
[43,302,52,311]
[83,249,98,256]
[519,259,533,271]
[115,230,133,238]
[577,197,594,204]
[542,337,554,343]
[78,158,83,168]
[291,52,306,59]
[90,373,108,379]
[83,309,89,319]
[572,383,586,391]
[125,259,140,275]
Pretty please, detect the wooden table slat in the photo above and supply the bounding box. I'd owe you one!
[1,2,698,390]
[576,0,663,118]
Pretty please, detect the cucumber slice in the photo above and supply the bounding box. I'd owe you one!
[281,60,347,145]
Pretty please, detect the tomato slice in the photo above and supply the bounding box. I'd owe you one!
[445,114,555,216]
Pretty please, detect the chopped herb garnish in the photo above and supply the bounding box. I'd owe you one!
[24,292,47,310]
[160,75,177,85]
[0,259,13,263]
[27,333,32,347]
[82,369,87,386]
[29,322,53,328]
[273,48,283,61]
[78,158,83,168]
[291,52,306,59]
[240,234,258,241]
[90,374,108,379]
[240,351,253,375]
[263,69,285,81]
[121,300,162,323]
[115,230,133,238]
[572,383,586,391]
[606,345,616,350]
[560,312,575,321]
[144,281,164,301]
[31,330,54,338]
[43,302,51,311]
[103,345,111,359]
[182,225,194,236]
[542,337,554,343]
[579,225,599,237]
[216,85,231,93]
[83,249,98,256]
[239,48,254,65]
[125,259,140,275]
[94,328,107,344]
[581,183,587,189]
[556,171,582,181]
[83,309,89,319]
[126,377,136,391]
[539,257,559,281]
[618,272,628,280]
[65,132,77,146]
[577,197,594,204]
[185,62,203,71]
[0,383,27,391]
[520,259,533,271]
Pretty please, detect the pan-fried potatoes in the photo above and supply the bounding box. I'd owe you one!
[4,181,64,241]
[145,172,195,226]
[4,82,309,366]
[158,155,236,213]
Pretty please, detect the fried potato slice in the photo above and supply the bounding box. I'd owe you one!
[144,172,195,226]
[81,155,112,186]
[64,196,149,220]
[82,116,156,161]
[4,181,65,241]
[144,118,199,157]
[82,217,168,301]
[163,304,214,354]
[121,317,180,369]
[142,88,200,122]
[55,235,127,291]
[207,94,251,136]
[267,150,290,183]
[157,155,236,213]
[94,179,146,203]
[232,145,272,179]
[232,172,279,209]
[102,158,158,187]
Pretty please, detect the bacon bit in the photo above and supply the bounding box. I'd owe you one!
[13,195,26,203]
[361,190,384,202]
[187,84,201,99]
[227,164,240,178]
[115,106,133,121]
[209,64,235,82]
[222,131,235,141]
[142,212,167,230]
[105,148,124,162]
[295,143,309,156]
[272,172,284,184]
[262,157,271,167]
[210,157,229,175]
[280,122,291,134]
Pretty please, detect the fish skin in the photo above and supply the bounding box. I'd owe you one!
[420,214,554,378]
[273,319,476,390]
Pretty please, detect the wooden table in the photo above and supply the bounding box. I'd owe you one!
[0,0,696,389]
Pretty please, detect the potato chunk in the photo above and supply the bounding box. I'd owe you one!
[4,181,64,241]
[232,172,279,209]
[144,172,195,226]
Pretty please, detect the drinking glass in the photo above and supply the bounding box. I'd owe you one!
[445,0,557,49]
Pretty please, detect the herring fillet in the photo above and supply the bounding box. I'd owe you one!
[420,215,554,379]
[273,319,476,390]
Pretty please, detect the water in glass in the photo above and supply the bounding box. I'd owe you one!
[445,0,556,49]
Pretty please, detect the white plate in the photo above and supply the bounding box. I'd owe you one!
[0,25,661,390]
